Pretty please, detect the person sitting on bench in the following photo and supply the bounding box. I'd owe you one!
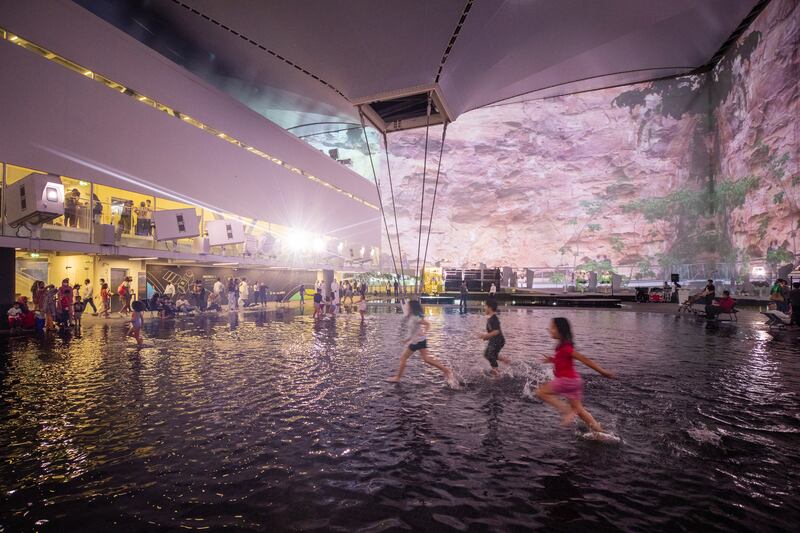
[705,290,735,320]
[763,302,792,327]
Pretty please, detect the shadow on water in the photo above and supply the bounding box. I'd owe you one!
[0,306,799,531]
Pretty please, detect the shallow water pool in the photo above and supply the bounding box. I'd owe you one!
[1,306,799,531]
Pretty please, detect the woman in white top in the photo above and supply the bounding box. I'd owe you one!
[387,300,453,383]
[238,279,250,307]
[489,283,497,296]
[164,282,176,300]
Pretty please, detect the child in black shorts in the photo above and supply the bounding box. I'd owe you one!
[481,300,510,376]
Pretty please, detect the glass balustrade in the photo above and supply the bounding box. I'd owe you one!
[1,160,375,267]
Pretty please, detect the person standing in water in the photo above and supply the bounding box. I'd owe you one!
[459,280,468,314]
[387,300,454,383]
[481,300,510,376]
[358,294,367,321]
[536,317,615,432]
[127,300,144,347]
[313,288,323,318]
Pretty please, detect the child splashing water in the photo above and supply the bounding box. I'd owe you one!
[387,300,454,384]
[127,300,145,347]
[536,317,615,432]
[481,300,511,376]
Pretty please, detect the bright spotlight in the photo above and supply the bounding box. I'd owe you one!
[360,246,366,257]
[287,230,310,253]
[314,239,325,253]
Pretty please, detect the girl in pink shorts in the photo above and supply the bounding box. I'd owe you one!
[536,317,615,432]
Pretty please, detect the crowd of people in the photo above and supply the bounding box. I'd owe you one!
[57,189,155,238]
[311,279,368,320]
[7,277,112,333]
[145,277,293,318]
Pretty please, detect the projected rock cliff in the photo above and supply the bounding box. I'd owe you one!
[321,0,799,281]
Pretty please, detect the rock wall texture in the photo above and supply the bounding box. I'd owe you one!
[318,0,799,278]
[712,0,800,273]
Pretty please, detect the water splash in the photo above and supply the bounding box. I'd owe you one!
[687,423,723,446]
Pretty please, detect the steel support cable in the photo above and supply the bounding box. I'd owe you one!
[420,121,448,285]
[414,92,433,295]
[381,131,407,293]
[358,108,401,282]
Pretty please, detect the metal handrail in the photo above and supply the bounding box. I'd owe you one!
[280,284,309,303]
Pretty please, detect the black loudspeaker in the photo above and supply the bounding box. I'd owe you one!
[670,273,680,283]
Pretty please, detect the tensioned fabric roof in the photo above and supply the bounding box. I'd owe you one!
[95,0,761,126]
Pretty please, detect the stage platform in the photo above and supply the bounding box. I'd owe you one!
[441,291,623,308]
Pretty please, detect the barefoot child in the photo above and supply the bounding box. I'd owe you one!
[127,300,144,347]
[536,317,615,432]
[358,294,367,321]
[72,295,86,330]
[481,300,510,376]
[313,288,323,318]
[100,282,111,318]
[387,300,453,383]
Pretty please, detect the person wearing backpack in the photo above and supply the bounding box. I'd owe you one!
[118,277,132,315]
[770,279,787,313]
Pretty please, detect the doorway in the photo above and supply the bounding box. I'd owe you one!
[110,267,128,311]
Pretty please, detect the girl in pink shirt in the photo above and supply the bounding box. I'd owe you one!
[536,317,615,432]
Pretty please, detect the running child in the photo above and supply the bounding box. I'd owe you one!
[358,294,367,321]
[100,282,111,318]
[387,300,453,383]
[127,300,144,347]
[536,317,615,432]
[481,300,511,376]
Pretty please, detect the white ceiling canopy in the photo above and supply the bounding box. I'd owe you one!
[79,0,762,130]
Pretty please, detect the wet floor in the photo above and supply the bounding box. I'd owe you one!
[1,305,799,531]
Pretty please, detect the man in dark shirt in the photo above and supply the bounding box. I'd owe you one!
[702,279,716,305]
[459,281,468,314]
[702,279,717,316]
[789,282,800,327]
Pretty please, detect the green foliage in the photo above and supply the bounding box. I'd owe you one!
[637,260,655,278]
[768,152,790,179]
[758,217,770,239]
[577,259,613,273]
[608,236,625,253]
[714,176,760,209]
[621,176,759,222]
[579,199,605,217]
[766,247,794,267]
[773,191,785,205]
[621,190,705,222]
[567,218,578,226]
[549,272,566,284]
[587,223,601,232]
[792,175,800,187]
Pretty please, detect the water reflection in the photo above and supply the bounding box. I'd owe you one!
[0,307,798,530]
